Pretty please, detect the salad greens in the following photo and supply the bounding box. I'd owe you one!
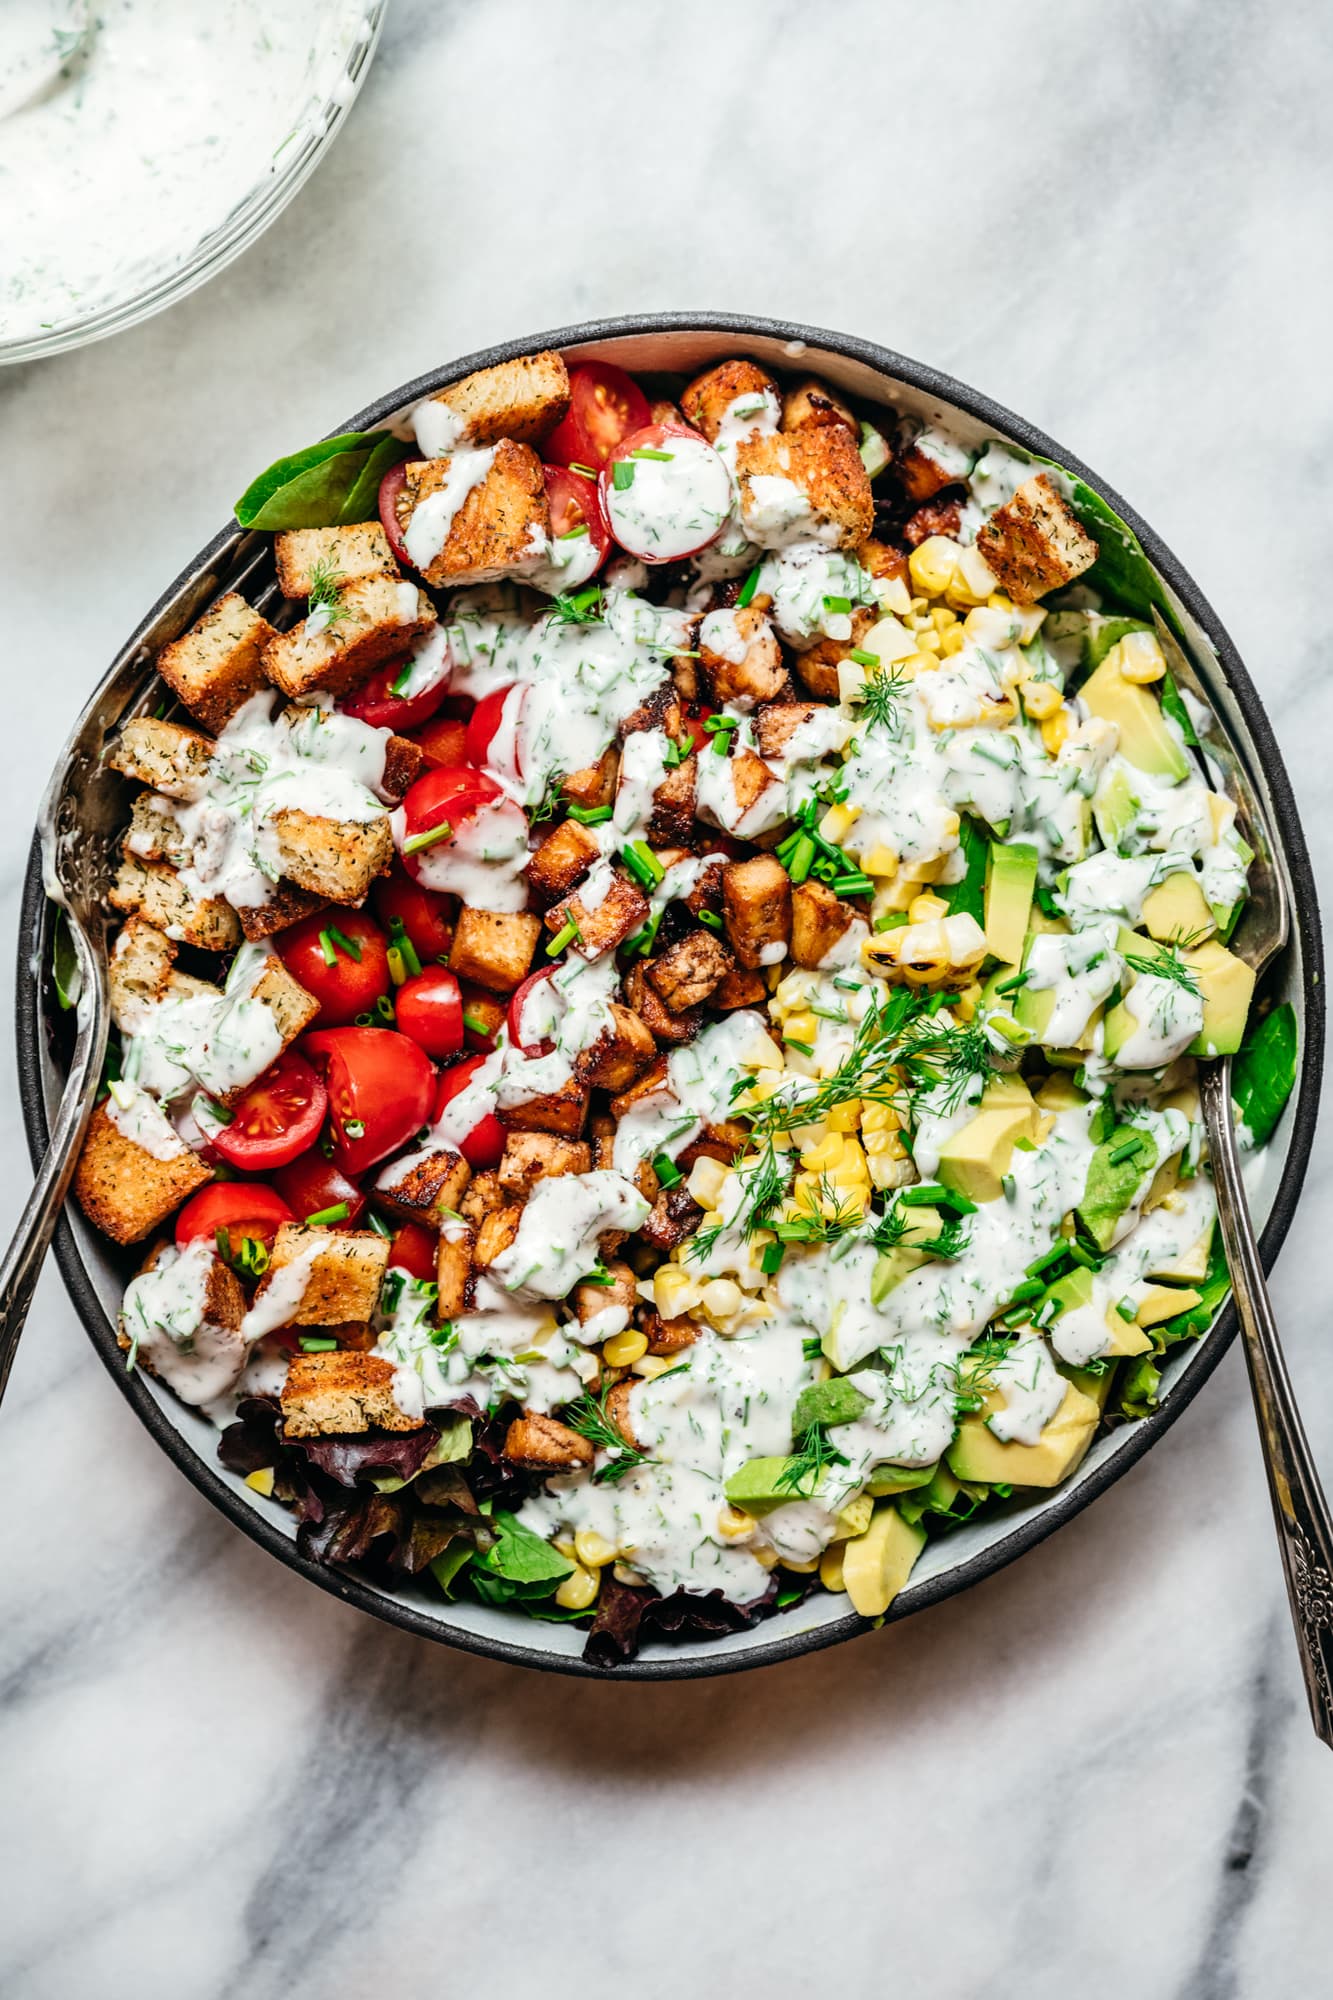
[234,428,411,531]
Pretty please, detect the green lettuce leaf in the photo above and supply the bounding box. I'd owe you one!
[234,428,412,530]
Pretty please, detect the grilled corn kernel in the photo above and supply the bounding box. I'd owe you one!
[1113,628,1167,684]
[862,844,901,878]
[1020,677,1062,720]
[555,1563,600,1611]
[1041,709,1070,756]
[946,544,999,608]
[784,1010,818,1045]
[632,1353,674,1380]
[930,605,959,632]
[908,535,960,597]
[654,1266,703,1318]
[687,1156,728,1208]
[908,892,948,923]
[553,1534,578,1561]
[819,801,861,845]
[820,1544,847,1592]
[753,1544,781,1570]
[574,1528,618,1569]
[717,1505,757,1542]
[825,1099,862,1133]
[879,574,913,616]
[915,628,943,654]
[801,1133,845,1173]
[861,1100,900,1134]
[701,1278,743,1319]
[941,624,966,656]
[245,1467,275,1497]
[603,1327,648,1368]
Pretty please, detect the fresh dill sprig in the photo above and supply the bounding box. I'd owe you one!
[776,1422,849,1496]
[528,778,563,825]
[858,662,911,733]
[548,586,605,627]
[306,557,349,630]
[563,1389,653,1484]
[773,1178,865,1247]
[1124,940,1203,994]
[897,1013,993,1115]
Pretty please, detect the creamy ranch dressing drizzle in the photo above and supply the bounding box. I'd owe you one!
[121,940,284,1111]
[120,1240,246,1408]
[604,435,734,563]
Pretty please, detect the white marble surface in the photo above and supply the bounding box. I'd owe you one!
[1,2,1331,1993]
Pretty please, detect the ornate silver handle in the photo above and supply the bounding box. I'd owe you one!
[1200,1058,1333,1746]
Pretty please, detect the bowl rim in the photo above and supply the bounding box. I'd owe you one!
[17,310,1325,1680]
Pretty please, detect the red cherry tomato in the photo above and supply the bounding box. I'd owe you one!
[342,651,451,733]
[507,967,557,1056]
[275,908,391,1027]
[271,1151,367,1230]
[175,1183,294,1255]
[378,462,412,566]
[600,421,727,564]
[398,764,505,885]
[303,1026,436,1175]
[432,1055,506,1169]
[209,1053,327,1173]
[459,983,503,1050]
[546,361,651,470]
[464,684,526,780]
[395,965,465,1058]
[411,714,470,770]
[679,707,716,755]
[543,463,611,568]
[372,867,455,963]
[389,1222,438,1283]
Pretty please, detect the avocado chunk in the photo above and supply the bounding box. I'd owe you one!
[792,1377,871,1431]
[1043,1263,1096,1317]
[1076,1123,1159,1250]
[937,1079,1040,1204]
[1146,1225,1213,1284]
[984,841,1038,965]
[1060,1362,1116,1411]
[946,1381,1101,1487]
[1183,938,1256,1057]
[1092,764,1142,852]
[840,1504,927,1616]
[866,1459,938,1498]
[1079,653,1191,782]
[1082,615,1152,674]
[725,1456,817,1512]
[1035,1071,1089,1114]
[866,1203,945,1313]
[1142,870,1215,944]
[1136,1282,1203,1328]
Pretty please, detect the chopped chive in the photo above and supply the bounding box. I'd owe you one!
[582,1264,616,1287]
[305,1202,349,1227]
[631,446,675,461]
[403,819,453,856]
[736,563,763,610]
[373,993,396,1025]
[390,660,414,697]
[386,917,422,985]
[557,523,589,540]
[1115,1296,1139,1322]
[698,909,723,932]
[762,1242,786,1275]
[343,1118,366,1139]
[546,920,580,957]
[847,648,880,668]
[299,1336,339,1352]
[368,1211,392,1238]
[567,803,613,825]
[785,833,817,885]
[823,594,852,614]
[995,969,1030,994]
[1068,1240,1103,1271]
[652,1153,684,1189]
[1109,1136,1144,1165]
[462,1009,493,1038]
[568,462,598,479]
[873,912,909,933]
[832,874,874,898]
[1025,1242,1071,1278]
[784,1036,815,1056]
[1008,1279,1046,1305]
[621,840,665,889]
[1001,1173,1016,1202]
[612,461,636,491]
[626,907,664,956]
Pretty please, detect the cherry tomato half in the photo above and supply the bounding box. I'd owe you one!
[175,1182,294,1255]
[276,908,391,1028]
[507,967,557,1056]
[389,1222,438,1283]
[210,1053,327,1173]
[378,462,413,567]
[464,684,525,781]
[397,764,506,886]
[411,714,469,770]
[303,1026,436,1175]
[600,421,729,565]
[433,1055,506,1169]
[543,463,611,569]
[679,707,716,755]
[342,647,451,733]
[372,867,456,964]
[395,965,465,1058]
[271,1151,367,1231]
[545,361,651,470]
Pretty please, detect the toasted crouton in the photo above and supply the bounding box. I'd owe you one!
[269,808,393,905]
[603,1379,640,1449]
[754,700,824,761]
[976,473,1099,604]
[281,1350,422,1438]
[617,682,682,741]
[375,1146,472,1227]
[573,1258,638,1333]
[574,1002,658,1088]
[212,958,319,1101]
[262,576,437,699]
[903,496,963,547]
[623,963,701,1045]
[380,734,424,800]
[498,1132,592,1193]
[712,963,769,1010]
[793,606,881,696]
[109,854,242,951]
[545,873,648,960]
[155,594,277,733]
[680,359,780,441]
[645,754,697,846]
[791,879,856,968]
[857,537,910,587]
[414,351,570,451]
[109,717,215,800]
[123,791,186,868]
[235,880,328,942]
[735,426,874,551]
[504,1410,594,1471]
[108,917,178,1029]
[473,1204,524,1268]
[781,376,857,436]
[525,818,600,907]
[116,1244,247,1397]
[698,605,786,708]
[273,523,397,599]
[260,1225,390,1326]
[392,440,548,590]
[449,907,542,994]
[73,1100,211,1245]
[723,854,792,969]
[561,746,619,811]
[435,1226,475,1318]
[647,930,735,1012]
[897,433,969,503]
[496,1076,591,1138]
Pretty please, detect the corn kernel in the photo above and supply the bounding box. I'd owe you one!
[781,1554,822,1574]
[930,605,958,631]
[245,1467,275,1497]
[574,1528,617,1569]
[603,1327,648,1368]
[947,544,999,608]
[879,574,913,617]
[686,1156,728,1208]
[553,1534,578,1560]
[862,844,900,878]
[753,1544,781,1570]
[1113,628,1167,684]
[908,892,948,923]
[861,1100,900,1133]
[941,624,966,656]
[915,628,943,654]
[819,801,860,844]
[613,1562,646,1586]
[1041,709,1070,756]
[633,1353,675,1380]
[784,1010,818,1044]
[820,1544,847,1592]
[1019,678,1061,720]
[908,535,960,597]
[717,1505,756,1542]
[701,1278,743,1319]
[555,1563,600,1611]
[654,1266,703,1317]
[825,1099,862,1132]
[859,613,918,663]
[800,1133,845,1173]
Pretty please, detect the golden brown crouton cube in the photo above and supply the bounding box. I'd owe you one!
[698,604,787,708]
[116,1245,247,1390]
[781,376,857,436]
[791,879,856,968]
[897,435,967,503]
[263,576,437,700]
[561,745,620,811]
[712,963,769,1010]
[73,1101,211,1246]
[617,682,681,741]
[525,818,601,908]
[754,700,824,761]
[857,537,910,586]
[449,907,542,994]
[259,1225,390,1327]
[235,881,328,942]
[496,1077,591,1137]
[646,755,697,846]
[435,1227,475,1318]
[393,439,548,590]
[380,734,424,801]
[723,854,792,969]
[415,350,570,451]
[375,1146,472,1228]
[109,855,243,951]
[643,1309,701,1357]
[647,930,735,1012]
[457,982,503,1045]
[273,523,398,600]
[154,594,277,734]
[680,359,780,441]
[735,426,874,551]
[123,791,185,868]
[498,1132,592,1194]
[504,1410,594,1472]
[269,808,394,906]
[622,964,701,1045]
[109,717,215,800]
[574,1002,658,1089]
[473,1204,524,1268]
[650,397,684,427]
[108,917,178,1029]
[281,1350,422,1438]
[792,606,881,697]
[573,1258,638,1333]
[976,473,1099,604]
[546,873,649,960]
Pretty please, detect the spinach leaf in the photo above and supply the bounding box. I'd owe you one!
[51,905,80,1011]
[234,428,412,531]
[476,1510,574,1588]
[1030,453,1182,635]
[1158,669,1199,747]
[942,814,988,925]
[428,1542,474,1598]
[1232,1002,1297,1150]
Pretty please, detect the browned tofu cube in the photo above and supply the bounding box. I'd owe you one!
[646,755,697,846]
[155,594,277,733]
[561,745,619,811]
[681,858,725,917]
[258,1225,390,1327]
[897,434,967,503]
[617,682,681,741]
[498,1132,592,1194]
[677,1120,748,1170]
[235,881,327,942]
[791,880,856,968]
[574,1002,658,1088]
[263,576,437,700]
[903,495,964,547]
[436,1227,475,1318]
[723,854,792,969]
[647,930,735,1012]
[269,808,394,906]
[460,1170,506,1227]
[108,717,215,800]
[414,350,570,450]
[572,1258,638,1333]
[375,1146,472,1228]
[754,700,824,760]
[623,963,701,1045]
[793,606,880,698]
[473,1204,524,1268]
[503,1410,593,1471]
[546,872,648,960]
[680,358,780,441]
[496,1076,591,1137]
[603,1379,639,1449]
[281,1350,422,1437]
[712,963,769,1010]
[392,439,548,590]
[381,734,424,801]
[698,604,786,708]
[976,473,1099,604]
[273,523,397,600]
[73,1100,211,1245]
[449,907,542,994]
[640,1186,704,1252]
[780,376,857,436]
[609,1056,671,1121]
[526,818,601,908]
[725,748,782,826]
[643,1309,701,1357]
[109,854,242,951]
[735,426,874,550]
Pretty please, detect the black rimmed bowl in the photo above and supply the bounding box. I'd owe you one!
[18,314,1325,1679]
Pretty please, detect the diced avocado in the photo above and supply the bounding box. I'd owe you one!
[937,1079,1040,1204]
[1092,764,1142,852]
[1035,1071,1089,1113]
[1142,870,1215,944]
[725,1456,814,1512]
[866,1460,937,1498]
[1136,1283,1203,1329]
[946,1382,1101,1487]
[1030,905,1071,937]
[984,842,1038,966]
[1061,1361,1117,1411]
[1183,938,1256,1058]
[840,1504,927,1617]
[866,1204,943,1312]
[1082,615,1152,674]
[1143,1150,1182,1213]
[1146,1224,1214,1284]
[1076,1123,1159,1250]
[1014,933,1104,1051]
[833,1493,874,1539]
[792,1377,871,1431]
[1080,653,1191,782]
[1043,1264,1095,1317]
[1100,1307,1153,1356]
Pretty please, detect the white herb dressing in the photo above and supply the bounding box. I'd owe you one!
[121,941,284,1111]
[241,1243,322,1342]
[490,1170,650,1301]
[403,448,497,571]
[1046,1176,1217,1368]
[1023,923,1123,1046]
[604,435,733,563]
[611,1011,772,1178]
[757,546,877,649]
[104,1079,188,1160]
[120,1240,246,1408]
[390,792,530,914]
[1113,972,1206,1069]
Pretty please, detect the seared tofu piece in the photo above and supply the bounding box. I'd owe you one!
[381,734,424,800]
[235,880,327,942]
[643,1309,701,1356]
[734,426,874,551]
[646,754,697,846]
[123,791,186,868]
[680,358,780,441]
[780,376,857,436]
[677,1119,748,1169]
[623,963,701,1045]
[460,1169,506,1227]
[754,700,824,760]
[414,350,570,450]
[109,854,242,951]
[903,496,963,547]
[609,1056,671,1121]
[376,1146,472,1228]
[640,1186,704,1252]
[794,606,880,696]
[717,747,782,829]
[573,1257,638,1333]
[281,1350,422,1437]
[897,434,967,504]
[498,1132,592,1193]
[392,440,548,590]
[263,576,436,699]
[273,523,397,599]
[574,1002,657,1089]
[681,858,725,918]
[603,1379,639,1449]
[545,872,648,960]
[269,808,393,905]
[473,1203,524,1268]
[108,917,177,1029]
[155,594,277,733]
[791,879,856,968]
[857,536,910,587]
[504,1410,594,1471]
[976,473,1098,604]
[496,1076,590,1137]
[109,717,214,800]
[723,854,792,969]
[561,745,619,812]
[647,930,735,1012]
[259,1225,390,1327]
[525,818,601,907]
[617,682,681,741]
[449,907,542,994]
[698,605,786,707]
[73,1100,211,1245]
[712,963,769,1010]
[435,1226,475,1318]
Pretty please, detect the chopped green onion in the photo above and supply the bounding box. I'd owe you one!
[1001,1174,1016,1202]
[403,819,453,856]
[567,803,613,825]
[653,1153,684,1189]
[995,969,1030,995]
[462,1009,493,1038]
[762,1242,786,1275]
[631,446,675,461]
[546,919,580,957]
[299,1336,339,1352]
[626,907,664,956]
[304,1203,349,1227]
[847,648,880,668]
[373,993,396,1025]
[783,1036,815,1056]
[386,917,422,984]
[873,912,909,933]
[1109,1136,1145,1165]
[343,1118,366,1139]
[1115,1296,1139,1322]
[1007,1279,1046,1306]
[621,840,665,889]
[368,1211,392,1238]
[698,909,723,932]
[823,594,852,614]
[390,660,414,697]
[557,523,589,540]
[785,833,817,885]
[582,1264,616,1287]
[736,563,763,610]
[612,461,636,491]
[832,873,874,898]
[568,462,598,480]
[1026,1242,1072,1278]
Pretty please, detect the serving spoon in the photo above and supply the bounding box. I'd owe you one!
[1152,609,1333,1746]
